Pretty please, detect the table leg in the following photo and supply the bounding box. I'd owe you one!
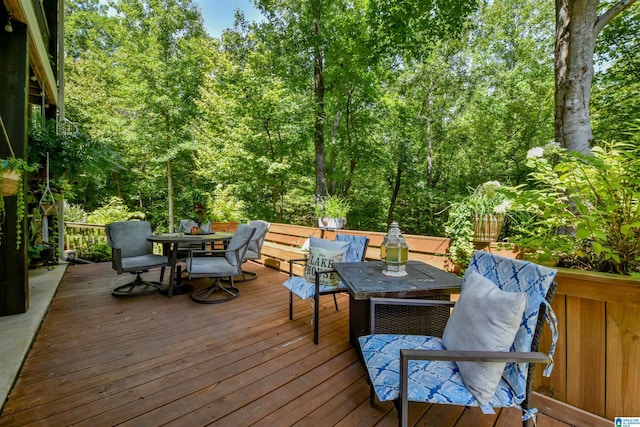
[349,296,367,349]
[159,243,194,297]
[158,243,177,297]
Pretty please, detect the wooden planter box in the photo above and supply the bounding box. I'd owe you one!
[533,268,640,420]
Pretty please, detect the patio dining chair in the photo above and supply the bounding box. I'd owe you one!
[283,234,369,344]
[186,223,255,304]
[106,220,168,297]
[358,251,558,427]
[237,220,271,281]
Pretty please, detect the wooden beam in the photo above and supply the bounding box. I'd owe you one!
[4,0,59,106]
[0,22,30,315]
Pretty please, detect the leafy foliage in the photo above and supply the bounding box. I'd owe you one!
[315,195,351,218]
[444,181,511,269]
[59,0,640,276]
[509,138,640,275]
[85,197,145,225]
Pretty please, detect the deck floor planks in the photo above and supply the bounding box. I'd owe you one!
[0,261,575,427]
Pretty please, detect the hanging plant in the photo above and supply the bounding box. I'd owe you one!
[0,158,38,248]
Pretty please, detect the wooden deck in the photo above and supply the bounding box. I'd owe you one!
[0,262,573,426]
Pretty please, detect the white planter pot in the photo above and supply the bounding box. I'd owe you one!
[318,217,345,230]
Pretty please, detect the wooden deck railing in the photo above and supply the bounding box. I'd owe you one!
[64,222,108,258]
[531,268,640,423]
[62,221,637,422]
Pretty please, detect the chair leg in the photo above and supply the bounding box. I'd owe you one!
[313,291,320,345]
[333,294,339,311]
[190,278,239,304]
[289,291,294,320]
[112,272,161,297]
[369,383,375,407]
[160,266,165,283]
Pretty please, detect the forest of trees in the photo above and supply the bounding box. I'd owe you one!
[59,0,639,236]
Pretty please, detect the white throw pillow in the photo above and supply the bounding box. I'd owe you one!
[303,247,344,286]
[308,236,350,261]
[442,270,527,406]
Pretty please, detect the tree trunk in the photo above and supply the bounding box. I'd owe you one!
[167,158,174,232]
[387,159,403,225]
[554,0,596,155]
[312,0,327,199]
[425,86,435,187]
[166,116,174,232]
[555,0,638,155]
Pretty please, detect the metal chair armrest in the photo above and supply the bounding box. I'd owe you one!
[288,256,308,277]
[400,349,549,363]
[189,248,227,257]
[313,268,338,291]
[398,349,549,427]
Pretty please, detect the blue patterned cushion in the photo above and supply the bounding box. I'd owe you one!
[358,334,519,408]
[335,234,368,263]
[464,251,558,401]
[283,276,347,300]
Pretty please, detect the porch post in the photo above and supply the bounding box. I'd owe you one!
[0,13,30,316]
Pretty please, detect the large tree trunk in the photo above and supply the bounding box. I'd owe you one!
[312,0,327,199]
[554,0,597,155]
[555,0,637,155]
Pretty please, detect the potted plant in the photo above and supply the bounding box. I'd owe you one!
[26,220,57,269]
[444,181,511,269]
[1,157,37,248]
[507,141,640,275]
[189,189,209,224]
[315,195,351,230]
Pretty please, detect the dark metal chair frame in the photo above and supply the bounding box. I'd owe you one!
[287,235,370,344]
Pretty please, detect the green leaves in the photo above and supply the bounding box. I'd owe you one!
[510,140,640,274]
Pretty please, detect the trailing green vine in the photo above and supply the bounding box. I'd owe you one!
[1,158,38,248]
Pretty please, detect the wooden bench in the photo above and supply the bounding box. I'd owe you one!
[257,223,457,275]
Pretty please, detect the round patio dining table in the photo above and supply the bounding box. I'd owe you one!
[147,232,234,297]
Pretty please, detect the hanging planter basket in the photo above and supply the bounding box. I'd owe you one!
[472,214,505,242]
[0,170,21,196]
[40,201,58,215]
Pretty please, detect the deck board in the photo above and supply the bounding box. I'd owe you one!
[0,262,574,426]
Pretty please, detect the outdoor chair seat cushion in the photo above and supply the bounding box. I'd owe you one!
[283,276,347,300]
[244,248,259,259]
[121,254,168,271]
[187,256,240,276]
[358,334,520,408]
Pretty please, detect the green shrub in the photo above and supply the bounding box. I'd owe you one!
[86,197,145,225]
[508,141,640,275]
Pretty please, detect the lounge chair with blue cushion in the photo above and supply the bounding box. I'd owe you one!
[358,251,558,427]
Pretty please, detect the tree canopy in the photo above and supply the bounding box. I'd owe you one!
[61,0,639,235]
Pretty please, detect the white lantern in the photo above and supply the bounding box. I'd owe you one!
[381,221,408,277]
